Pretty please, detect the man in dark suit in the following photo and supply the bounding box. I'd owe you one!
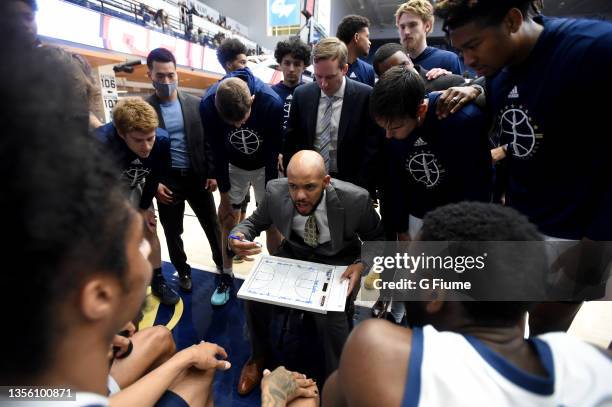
[230,150,385,395]
[283,37,379,197]
[146,48,223,294]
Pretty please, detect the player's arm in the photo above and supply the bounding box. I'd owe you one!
[265,99,284,183]
[231,187,274,242]
[200,96,230,193]
[323,319,411,407]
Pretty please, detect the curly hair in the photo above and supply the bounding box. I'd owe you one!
[274,38,311,66]
[216,38,247,68]
[420,202,545,327]
[336,14,370,45]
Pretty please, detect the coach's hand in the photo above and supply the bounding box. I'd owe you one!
[156,183,173,205]
[205,178,218,192]
[228,231,262,257]
[277,153,285,175]
[341,262,364,297]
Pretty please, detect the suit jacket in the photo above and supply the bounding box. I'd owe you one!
[232,178,384,265]
[147,91,215,181]
[283,78,380,196]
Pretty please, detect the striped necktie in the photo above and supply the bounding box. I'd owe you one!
[319,95,337,172]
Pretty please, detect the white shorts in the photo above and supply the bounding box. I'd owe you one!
[228,163,266,207]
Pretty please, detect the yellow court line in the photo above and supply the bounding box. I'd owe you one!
[139,287,160,330]
[165,297,184,331]
[138,286,184,331]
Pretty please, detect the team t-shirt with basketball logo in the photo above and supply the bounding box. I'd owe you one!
[487,16,612,239]
[271,81,303,131]
[200,68,283,193]
[388,93,491,230]
[95,123,170,210]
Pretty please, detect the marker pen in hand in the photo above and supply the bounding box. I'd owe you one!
[229,234,263,247]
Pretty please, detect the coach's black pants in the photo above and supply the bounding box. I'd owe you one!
[245,299,350,378]
[158,169,223,274]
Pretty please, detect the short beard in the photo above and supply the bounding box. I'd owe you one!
[293,191,325,216]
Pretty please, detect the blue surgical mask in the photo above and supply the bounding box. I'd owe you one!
[153,81,177,98]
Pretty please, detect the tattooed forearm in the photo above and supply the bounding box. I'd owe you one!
[261,367,298,407]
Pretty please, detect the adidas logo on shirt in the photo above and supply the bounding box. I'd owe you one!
[414,137,428,147]
[350,72,357,78]
[131,158,142,165]
[508,86,519,99]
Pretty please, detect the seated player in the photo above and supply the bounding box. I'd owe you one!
[1,39,230,406]
[323,202,612,406]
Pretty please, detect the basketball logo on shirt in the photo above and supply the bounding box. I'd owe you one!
[229,127,261,155]
[284,94,293,118]
[122,166,150,188]
[498,105,542,158]
[283,95,292,129]
[406,153,442,188]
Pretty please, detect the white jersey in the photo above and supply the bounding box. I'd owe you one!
[402,325,612,407]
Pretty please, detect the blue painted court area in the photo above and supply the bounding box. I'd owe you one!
[148,262,371,407]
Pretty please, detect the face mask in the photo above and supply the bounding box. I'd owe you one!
[153,81,177,98]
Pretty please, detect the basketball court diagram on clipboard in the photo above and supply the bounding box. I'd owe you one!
[238,255,349,314]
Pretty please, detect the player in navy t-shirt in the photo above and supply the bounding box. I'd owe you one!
[271,38,311,174]
[395,0,463,75]
[370,65,491,240]
[370,66,492,323]
[95,98,178,307]
[336,14,376,86]
[435,0,612,333]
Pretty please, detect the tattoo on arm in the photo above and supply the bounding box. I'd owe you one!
[261,369,298,407]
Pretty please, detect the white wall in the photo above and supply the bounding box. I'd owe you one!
[330,0,351,37]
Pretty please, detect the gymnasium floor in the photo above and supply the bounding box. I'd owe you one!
[139,189,612,405]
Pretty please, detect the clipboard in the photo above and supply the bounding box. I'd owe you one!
[237,255,349,314]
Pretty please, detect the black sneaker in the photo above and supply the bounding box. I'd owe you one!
[178,274,192,293]
[151,278,180,306]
